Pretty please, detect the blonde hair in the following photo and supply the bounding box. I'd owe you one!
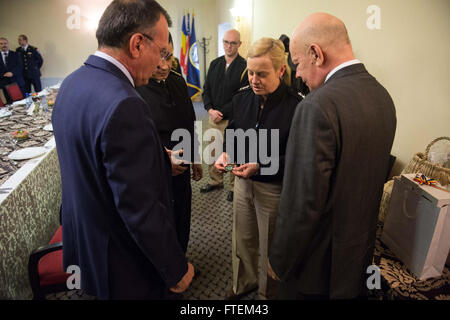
[247,37,291,86]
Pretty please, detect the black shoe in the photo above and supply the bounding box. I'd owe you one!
[200,184,223,193]
[226,191,234,202]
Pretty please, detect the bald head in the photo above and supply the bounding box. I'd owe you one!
[293,12,351,52]
[224,29,241,42]
[290,12,355,90]
[223,29,241,59]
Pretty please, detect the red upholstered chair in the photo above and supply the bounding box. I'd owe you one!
[28,226,70,300]
[5,83,24,102]
[0,97,4,107]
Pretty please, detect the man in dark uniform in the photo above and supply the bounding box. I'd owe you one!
[171,56,182,74]
[201,29,247,202]
[0,37,25,103]
[16,34,43,93]
[136,33,203,255]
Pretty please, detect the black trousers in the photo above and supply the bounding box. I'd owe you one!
[24,76,41,93]
[171,168,192,254]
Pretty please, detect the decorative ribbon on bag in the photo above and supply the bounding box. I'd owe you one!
[413,174,437,186]
[413,174,450,193]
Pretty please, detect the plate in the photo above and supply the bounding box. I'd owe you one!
[43,124,53,131]
[8,147,47,160]
[0,109,12,118]
[12,99,26,106]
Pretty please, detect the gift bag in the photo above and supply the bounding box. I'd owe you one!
[381,174,450,280]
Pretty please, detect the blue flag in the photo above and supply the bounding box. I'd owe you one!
[186,14,201,99]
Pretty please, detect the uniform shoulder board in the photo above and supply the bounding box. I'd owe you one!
[238,85,251,92]
[170,69,182,77]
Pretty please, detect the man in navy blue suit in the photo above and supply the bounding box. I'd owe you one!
[0,37,25,103]
[52,0,194,299]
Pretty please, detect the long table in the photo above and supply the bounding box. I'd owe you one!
[0,102,61,299]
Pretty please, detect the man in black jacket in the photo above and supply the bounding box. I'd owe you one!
[201,29,247,201]
[136,33,203,256]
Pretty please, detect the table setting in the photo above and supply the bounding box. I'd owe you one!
[0,84,62,299]
[0,86,58,185]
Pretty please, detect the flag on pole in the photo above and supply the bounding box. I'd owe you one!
[186,13,201,99]
[179,12,189,77]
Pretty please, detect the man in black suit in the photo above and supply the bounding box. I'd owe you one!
[52,0,194,299]
[16,34,43,93]
[0,37,25,103]
[268,12,396,299]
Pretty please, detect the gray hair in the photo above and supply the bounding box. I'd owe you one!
[96,0,172,49]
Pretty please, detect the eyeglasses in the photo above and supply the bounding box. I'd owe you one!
[223,40,240,47]
[140,33,172,61]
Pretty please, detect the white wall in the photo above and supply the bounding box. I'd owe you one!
[1,0,448,172]
[251,0,450,174]
[0,0,218,86]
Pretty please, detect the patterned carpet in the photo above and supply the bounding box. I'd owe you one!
[46,114,258,300]
[47,164,256,300]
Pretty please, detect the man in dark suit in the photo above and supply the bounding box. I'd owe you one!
[16,34,43,93]
[0,37,25,103]
[268,13,396,299]
[52,0,194,299]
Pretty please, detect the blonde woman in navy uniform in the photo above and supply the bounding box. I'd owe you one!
[215,38,302,300]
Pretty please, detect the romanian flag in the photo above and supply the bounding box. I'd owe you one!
[186,13,201,99]
[180,12,189,77]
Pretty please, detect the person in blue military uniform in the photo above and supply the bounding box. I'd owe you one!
[16,34,43,93]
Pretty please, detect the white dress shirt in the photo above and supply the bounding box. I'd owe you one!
[94,51,135,87]
[2,50,9,65]
[325,59,361,83]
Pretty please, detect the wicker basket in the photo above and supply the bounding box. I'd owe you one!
[378,136,450,222]
[401,136,450,187]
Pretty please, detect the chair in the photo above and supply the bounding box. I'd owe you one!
[5,82,24,102]
[28,226,70,300]
[0,97,4,107]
